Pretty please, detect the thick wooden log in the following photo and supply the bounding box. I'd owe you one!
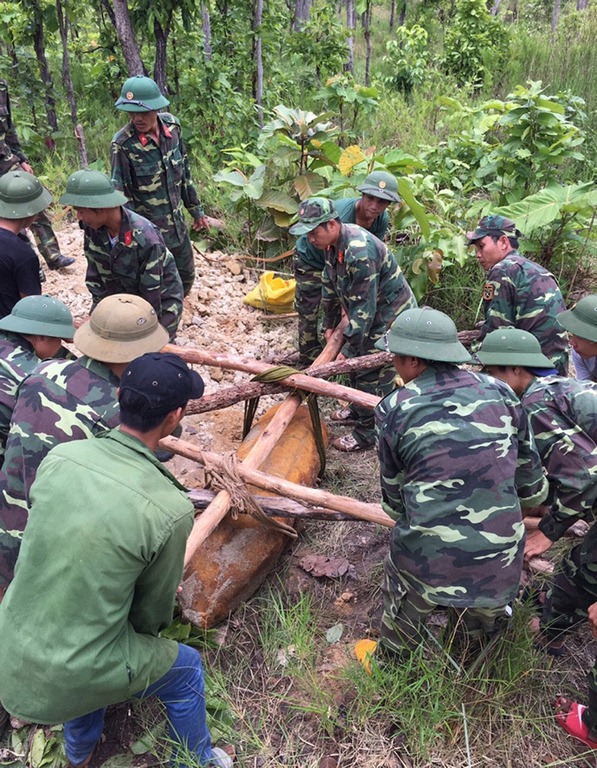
[187,488,364,521]
[164,339,380,410]
[185,351,391,415]
[160,434,394,529]
[180,320,350,565]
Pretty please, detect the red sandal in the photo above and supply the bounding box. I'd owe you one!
[555,697,597,750]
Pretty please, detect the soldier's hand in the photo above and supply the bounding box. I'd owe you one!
[20,162,33,174]
[524,528,553,560]
[324,328,334,342]
[588,602,597,639]
[192,216,209,231]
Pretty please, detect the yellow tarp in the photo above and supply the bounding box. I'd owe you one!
[243,271,296,314]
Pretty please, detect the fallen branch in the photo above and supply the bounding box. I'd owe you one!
[188,488,365,521]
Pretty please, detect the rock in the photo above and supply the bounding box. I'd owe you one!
[225,259,242,276]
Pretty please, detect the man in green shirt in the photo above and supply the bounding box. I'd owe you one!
[0,353,231,768]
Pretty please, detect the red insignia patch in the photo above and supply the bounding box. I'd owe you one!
[124,231,133,246]
[338,249,344,265]
[162,123,172,138]
[139,133,148,146]
[482,282,495,301]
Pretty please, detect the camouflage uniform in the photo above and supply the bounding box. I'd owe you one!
[0,332,41,466]
[0,80,62,267]
[84,208,183,341]
[476,251,569,374]
[524,376,597,725]
[0,356,120,588]
[295,198,389,363]
[111,113,203,295]
[321,222,416,447]
[376,365,547,654]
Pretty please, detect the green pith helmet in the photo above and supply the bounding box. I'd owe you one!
[0,295,75,338]
[375,307,471,363]
[74,294,168,363]
[0,171,52,219]
[115,76,170,112]
[475,328,553,368]
[358,171,401,203]
[466,214,522,244]
[59,169,128,208]
[557,295,597,342]
[289,197,338,235]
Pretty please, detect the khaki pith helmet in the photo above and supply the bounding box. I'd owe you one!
[0,171,52,219]
[358,171,401,203]
[475,328,553,368]
[557,295,597,342]
[59,170,128,208]
[0,295,75,339]
[115,76,170,112]
[74,294,168,363]
[375,307,471,363]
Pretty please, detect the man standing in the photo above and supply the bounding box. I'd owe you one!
[366,308,546,661]
[557,294,597,382]
[0,293,168,593]
[60,169,183,340]
[0,170,50,316]
[294,171,401,363]
[0,79,74,270]
[467,214,568,374]
[0,295,75,462]
[0,353,232,768]
[289,197,416,452]
[111,76,208,295]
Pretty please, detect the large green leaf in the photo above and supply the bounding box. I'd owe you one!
[213,169,248,187]
[397,178,430,239]
[496,182,596,232]
[258,189,297,213]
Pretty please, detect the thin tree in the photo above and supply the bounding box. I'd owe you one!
[201,0,213,60]
[111,0,146,75]
[30,0,59,134]
[56,0,88,166]
[362,0,372,85]
[345,0,355,74]
[252,0,264,127]
[551,0,560,31]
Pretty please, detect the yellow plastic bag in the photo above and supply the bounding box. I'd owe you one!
[243,271,296,314]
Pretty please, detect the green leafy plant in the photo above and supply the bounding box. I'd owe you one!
[379,24,429,98]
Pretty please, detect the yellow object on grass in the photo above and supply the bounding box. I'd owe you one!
[243,271,296,314]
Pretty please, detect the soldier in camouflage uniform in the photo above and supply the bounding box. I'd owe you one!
[0,295,74,464]
[476,328,597,747]
[0,294,168,595]
[290,197,416,452]
[60,169,183,340]
[558,294,597,382]
[367,308,547,661]
[294,171,401,364]
[467,214,568,374]
[111,76,208,296]
[0,80,74,270]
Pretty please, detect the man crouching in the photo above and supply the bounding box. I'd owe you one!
[0,353,232,767]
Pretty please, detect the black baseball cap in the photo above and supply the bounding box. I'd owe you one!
[119,353,204,416]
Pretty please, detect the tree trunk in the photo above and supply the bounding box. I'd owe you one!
[293,0,310,30]
[252,0,264,127]
[201,0,213,60]
[112,0,146,76]
[345,0,355,74]
[551,0,561,31]
[153,16,171,95]
[30,0,59,135]
[577,0,588,9]
[389,0,395,29]
[56,0,88,166]
[398,0,406,26]
[362,1,372,86]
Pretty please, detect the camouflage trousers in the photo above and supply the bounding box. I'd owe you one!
[167,229,195,296]
[346,362,397,448]
[380,552,510,657]
[29,211,61,266]
[541,537,597,734]
[294,261,323,364]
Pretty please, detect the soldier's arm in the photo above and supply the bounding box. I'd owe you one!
[110,141,135,209]
[513,403,549,509]
[376,398,406,522]
[320,264,341,333]
[478,268,518,339]
[83,237,105,310]
[178,133,205,222]
[340,254,377,357]
[137,242,183,341]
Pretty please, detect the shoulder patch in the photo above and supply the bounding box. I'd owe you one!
[482,282,495,301]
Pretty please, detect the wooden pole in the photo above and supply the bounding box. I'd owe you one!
[164,341,380,410]
[162,434,393,529]
[180,320,351,565]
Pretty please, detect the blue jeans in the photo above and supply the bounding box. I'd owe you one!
[64,643,213,767]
